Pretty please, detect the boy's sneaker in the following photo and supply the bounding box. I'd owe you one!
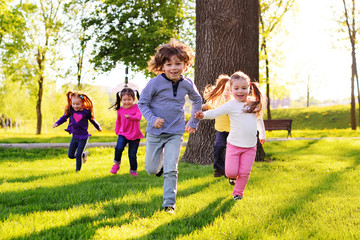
[156,167,163,177]
[82,151,89,164]
[164,206,175,214]
[110,164,120,174]
[228,178,236,185]
[130,170,138,177]
[214,169,225,177]
[233,195,243,200]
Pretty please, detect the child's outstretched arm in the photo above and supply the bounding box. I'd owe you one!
[90,119,102,131]
[257,118,265,144]
[53,113,70,128]
[186,81,202,131]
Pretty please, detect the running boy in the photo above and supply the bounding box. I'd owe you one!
[138,39,202,214]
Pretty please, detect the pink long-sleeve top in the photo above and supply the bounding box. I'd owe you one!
[115,104,144,140]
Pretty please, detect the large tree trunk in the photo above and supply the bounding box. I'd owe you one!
[182,0,262,164]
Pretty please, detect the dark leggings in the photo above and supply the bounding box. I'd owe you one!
[213,131,229,170]
[68,136,88,171]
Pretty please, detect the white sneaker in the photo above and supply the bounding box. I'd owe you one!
[82,151,89,164]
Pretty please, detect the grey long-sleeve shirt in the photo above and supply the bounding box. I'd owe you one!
[138,73,202,135]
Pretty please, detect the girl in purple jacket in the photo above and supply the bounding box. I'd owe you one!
[109,88,144,177]
[53,91,102,172]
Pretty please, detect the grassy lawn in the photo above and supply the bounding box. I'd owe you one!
[1,139,360,239]
[1,104,359,143]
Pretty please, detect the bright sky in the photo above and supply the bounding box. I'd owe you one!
[89,0,354,102]
[278,0,352,101]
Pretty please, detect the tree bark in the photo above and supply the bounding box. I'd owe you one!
[36,48,44,135]
[342,0,357,130]
[182,0,262,164]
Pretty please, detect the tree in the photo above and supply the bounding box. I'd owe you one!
[341,0,359,130]
[84,0,189,75]
[63,0,97,90]
[181,0,262,164]
[259,0,295,119]
[30,0,64,134]
[0,0,29,46]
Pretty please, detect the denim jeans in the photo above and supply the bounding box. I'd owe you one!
[145,133,183,209]
[114,135,140,171]
[213,131,229,170]
[68,136,88,171]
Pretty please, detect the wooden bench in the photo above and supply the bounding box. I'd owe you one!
[263,119,293,138]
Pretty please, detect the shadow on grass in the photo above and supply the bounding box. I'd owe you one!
[236,150,360,239]
[7,176,222,240]
[0,148,68,162]
[135,197,235,240]
[265,140,319,159]
[0,170,73,184]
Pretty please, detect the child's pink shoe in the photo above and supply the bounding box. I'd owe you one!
[130,170,138,177]
[110,164,120,174]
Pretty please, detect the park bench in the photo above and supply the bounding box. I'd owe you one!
[263,119,293,138]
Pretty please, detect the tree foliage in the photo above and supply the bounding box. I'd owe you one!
[84,0,189,75]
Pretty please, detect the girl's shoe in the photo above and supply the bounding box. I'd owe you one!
[82,151,89,164]
[110,164,120,174]
[228,178,236,185]
[233,195,243,200]
[130,170,138,177]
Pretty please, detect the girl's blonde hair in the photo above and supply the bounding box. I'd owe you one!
[230,71,267,117]
[65,91,95,119]
[203,74,231,106]
[147,38,195,75]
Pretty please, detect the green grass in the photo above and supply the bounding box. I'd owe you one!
[1,139,360,239]
[267,104,358,130]
[1,104,359,143]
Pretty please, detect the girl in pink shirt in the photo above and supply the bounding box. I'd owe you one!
[110,88,144,176]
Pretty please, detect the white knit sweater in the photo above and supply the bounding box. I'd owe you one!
[203,100,265,148]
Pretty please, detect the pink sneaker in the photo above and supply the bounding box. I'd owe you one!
[110,164,120,174]
[130,170,138,177]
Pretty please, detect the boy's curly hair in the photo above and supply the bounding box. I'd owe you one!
[147,38,195,75]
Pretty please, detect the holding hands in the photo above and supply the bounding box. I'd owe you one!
[195,111,204,119]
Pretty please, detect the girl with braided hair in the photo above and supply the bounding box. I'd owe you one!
[53,91,102,172]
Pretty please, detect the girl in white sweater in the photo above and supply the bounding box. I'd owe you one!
[195,71,267,200]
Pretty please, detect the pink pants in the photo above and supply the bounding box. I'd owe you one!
[225,142,257,196]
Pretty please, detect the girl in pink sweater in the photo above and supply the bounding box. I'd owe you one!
[110,88,144,176]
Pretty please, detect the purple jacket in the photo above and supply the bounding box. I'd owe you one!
[55,107,101,139]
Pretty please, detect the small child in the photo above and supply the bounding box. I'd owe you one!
[202,75,231,178]
[53,91,102,172]
[195,71,266,200]
[138,39,202,214]
[109,88,144,177]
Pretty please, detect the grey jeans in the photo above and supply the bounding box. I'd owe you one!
[145,133,183,208]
